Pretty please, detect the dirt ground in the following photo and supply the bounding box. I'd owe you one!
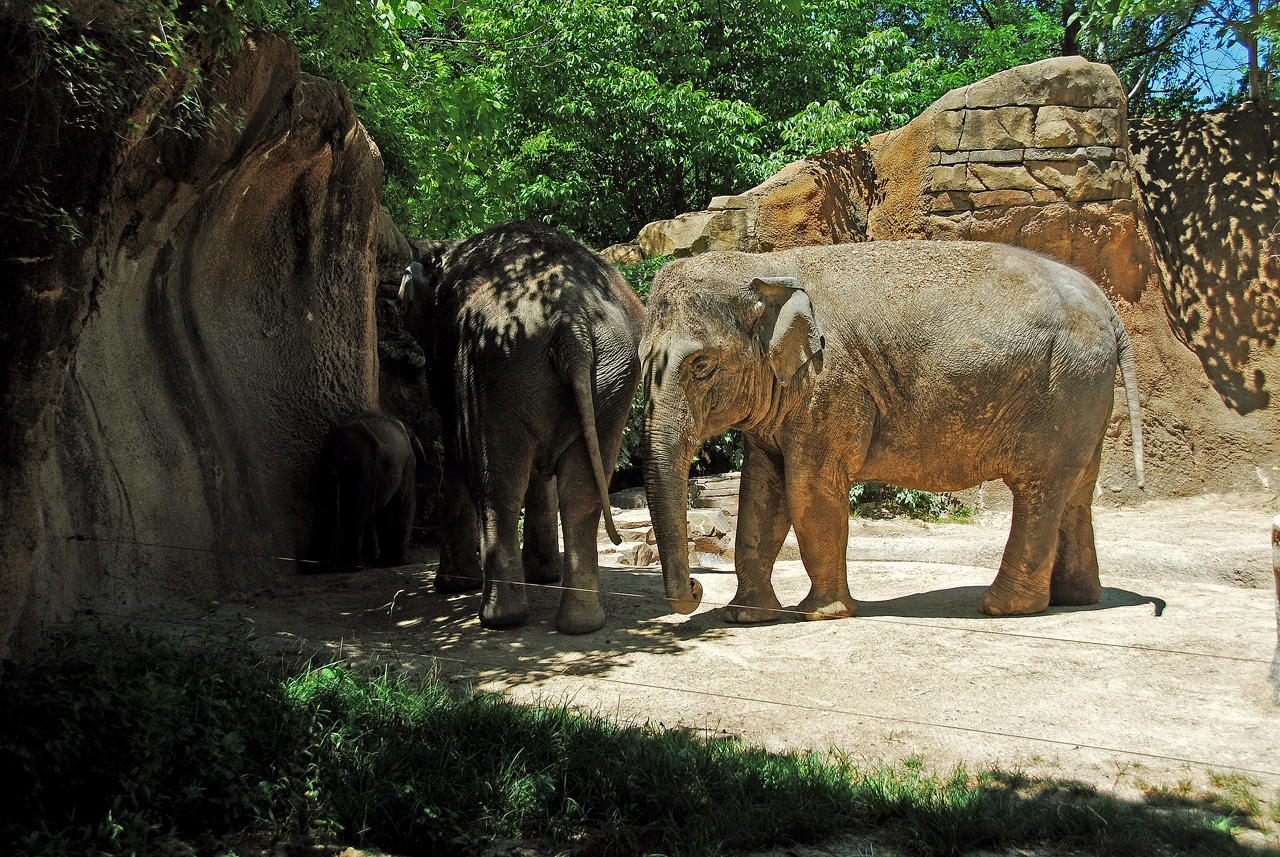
[227,491,1280,839]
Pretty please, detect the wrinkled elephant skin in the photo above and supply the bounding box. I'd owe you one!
[640,240,1144,622]
[400,221,644,634]
[306,412,425,575]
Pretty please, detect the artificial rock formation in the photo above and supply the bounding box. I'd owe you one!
[637,152,870,256]
[0,32,381,658]
[634,56,1280,502]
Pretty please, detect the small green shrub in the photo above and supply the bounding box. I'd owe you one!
[617,255,670,302]
[849,482,972,522]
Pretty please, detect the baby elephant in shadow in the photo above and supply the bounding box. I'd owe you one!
[305,412,426,574]
[399,220,644,634]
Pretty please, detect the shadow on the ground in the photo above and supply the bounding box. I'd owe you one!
[843,586,1165,620]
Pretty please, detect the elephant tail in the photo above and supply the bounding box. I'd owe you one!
[1113,314,1145,489]
[557,328,624,546]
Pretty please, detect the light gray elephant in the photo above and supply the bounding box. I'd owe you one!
[399,221,643,634]
[640,240,1144,621]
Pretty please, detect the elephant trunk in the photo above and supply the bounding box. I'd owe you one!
[642,362,703,614]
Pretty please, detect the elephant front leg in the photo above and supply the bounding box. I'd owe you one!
[725,439,789,623]
[522,476,562,584]
[789,479,857,621]
[435,470,482,592]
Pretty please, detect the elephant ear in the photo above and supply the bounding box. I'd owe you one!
[751,276,825,385]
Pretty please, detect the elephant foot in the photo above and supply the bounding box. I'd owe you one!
[724,591,783,624]
[797,593,857,621]
[979,584,1050,616]
[479,582,530,628]
[435,569,483,593]
[1049,577,1102,606]
[556,597,606,635]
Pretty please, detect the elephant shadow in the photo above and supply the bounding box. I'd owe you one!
[853,586,1166,620]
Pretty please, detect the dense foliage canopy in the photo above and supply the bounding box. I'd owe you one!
[253,0,1073,244]
[7,0,1272,246]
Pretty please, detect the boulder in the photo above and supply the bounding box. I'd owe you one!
[376,206,415,294]
[638,209,748,257]
[637,153,870,257]
[600,243,645,266]
[615,542,659,567]
[687,508,733,538]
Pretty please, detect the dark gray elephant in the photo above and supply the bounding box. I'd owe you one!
[306,411,426,574]
[399,221,643,634]
[640,240,1144,621]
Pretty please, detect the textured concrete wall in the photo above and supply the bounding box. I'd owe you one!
[1,35,381,658]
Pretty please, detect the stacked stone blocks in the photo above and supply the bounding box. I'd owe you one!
[925,68,1133,225]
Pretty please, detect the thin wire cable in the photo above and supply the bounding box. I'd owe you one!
[68,532,1278,665]
[68,533,358,570]
[63,603,1280,781]
[304,637,1280,781]
[414,571,1276,666]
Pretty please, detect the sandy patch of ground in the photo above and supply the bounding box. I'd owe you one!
[230,493,1280,833]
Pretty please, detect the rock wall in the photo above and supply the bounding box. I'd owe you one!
[878,59,1151,302]
[633,56,1280,503]
[0,32,381,658]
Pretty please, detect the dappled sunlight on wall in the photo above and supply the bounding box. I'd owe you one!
[1132,104,1280,417]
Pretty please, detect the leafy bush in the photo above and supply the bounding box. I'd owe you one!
[849,482,972,522]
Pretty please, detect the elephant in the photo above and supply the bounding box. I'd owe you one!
[640,240,1145,622]
[398,220,644,634]
[305,411,426,574]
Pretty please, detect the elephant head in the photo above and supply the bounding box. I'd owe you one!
[641,264,825,614]
[401,241,458,347]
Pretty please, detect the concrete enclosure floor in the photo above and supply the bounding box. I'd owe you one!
[215,492,1279,828]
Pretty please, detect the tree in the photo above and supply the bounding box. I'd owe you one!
[1073,0,1277,105]
[244,0,1069,243]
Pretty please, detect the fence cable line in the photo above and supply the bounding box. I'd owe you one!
[299,638,1280,782]
[67,532,1278,667]
[48,602,1280,782]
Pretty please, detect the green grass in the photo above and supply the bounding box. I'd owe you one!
[0,626,1273,857]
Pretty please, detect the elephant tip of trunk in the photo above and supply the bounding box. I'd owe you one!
[667,577,703,614]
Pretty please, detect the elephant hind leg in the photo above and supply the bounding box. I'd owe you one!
[553,438,606,635]
[981,480,1071,616]
[1050,446,1104,606]
[477,461,535,629]
[522,476,562,584]
[435,470,482,592]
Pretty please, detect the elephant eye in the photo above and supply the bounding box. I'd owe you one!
[687,354,716,380]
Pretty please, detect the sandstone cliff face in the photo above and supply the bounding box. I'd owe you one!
[633,57,1280,503]
[0,33,381,658]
